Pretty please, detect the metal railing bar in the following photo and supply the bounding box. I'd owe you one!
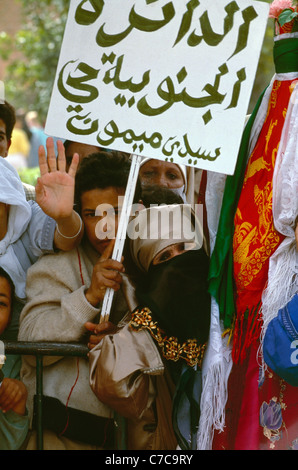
[2,341,89,357]
[2,341,89,450]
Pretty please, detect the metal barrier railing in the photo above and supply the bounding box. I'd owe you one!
[3,341,89,450]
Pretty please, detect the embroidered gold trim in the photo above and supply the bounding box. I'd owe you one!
[130,307,206,368]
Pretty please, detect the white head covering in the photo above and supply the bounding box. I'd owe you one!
[140,157,187,186]
[0,157,32,298]
[129,204,203,272]
[140,157,195,205]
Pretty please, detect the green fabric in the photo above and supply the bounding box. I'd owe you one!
[274,38,298,73]
[207,88,267,329]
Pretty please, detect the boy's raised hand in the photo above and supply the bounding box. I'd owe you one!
[36,137,79,221]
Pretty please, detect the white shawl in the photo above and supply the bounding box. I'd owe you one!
[0,157,32,299]
[260,79,298,365]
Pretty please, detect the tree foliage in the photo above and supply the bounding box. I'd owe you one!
[249,8,275,113]
[0,0,70,122]
[0,0,275,120]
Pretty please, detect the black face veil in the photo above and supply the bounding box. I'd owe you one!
[135,248,211,346]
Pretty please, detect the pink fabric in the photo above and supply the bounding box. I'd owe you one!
[212,340,259,450]
[213,338,298,450]
[234,342,260,450]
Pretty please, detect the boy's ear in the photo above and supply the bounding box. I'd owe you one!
[7,138,11,149]
[4,139,11,157]
[0,203,9,241]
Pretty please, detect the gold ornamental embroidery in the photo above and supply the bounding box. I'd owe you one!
[264,119,278,154]
[243,122,279,187]
[233,182,280,290]
[130,307,206,368]
[270,81,281,110]
[243,155,272,185]
[289,80,298,94]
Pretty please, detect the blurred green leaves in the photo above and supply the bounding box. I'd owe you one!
[18,166,40,186]
[0,0,70,121]
[249,8,275,113]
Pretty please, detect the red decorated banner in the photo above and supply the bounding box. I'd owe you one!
[232,79,296,363]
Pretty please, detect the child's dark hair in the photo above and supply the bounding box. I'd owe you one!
[141,185,184,207]
[74,151,141,213]
[0,101,16,141]
[0,267,14,301]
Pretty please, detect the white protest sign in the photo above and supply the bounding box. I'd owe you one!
[45,0,269,175]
